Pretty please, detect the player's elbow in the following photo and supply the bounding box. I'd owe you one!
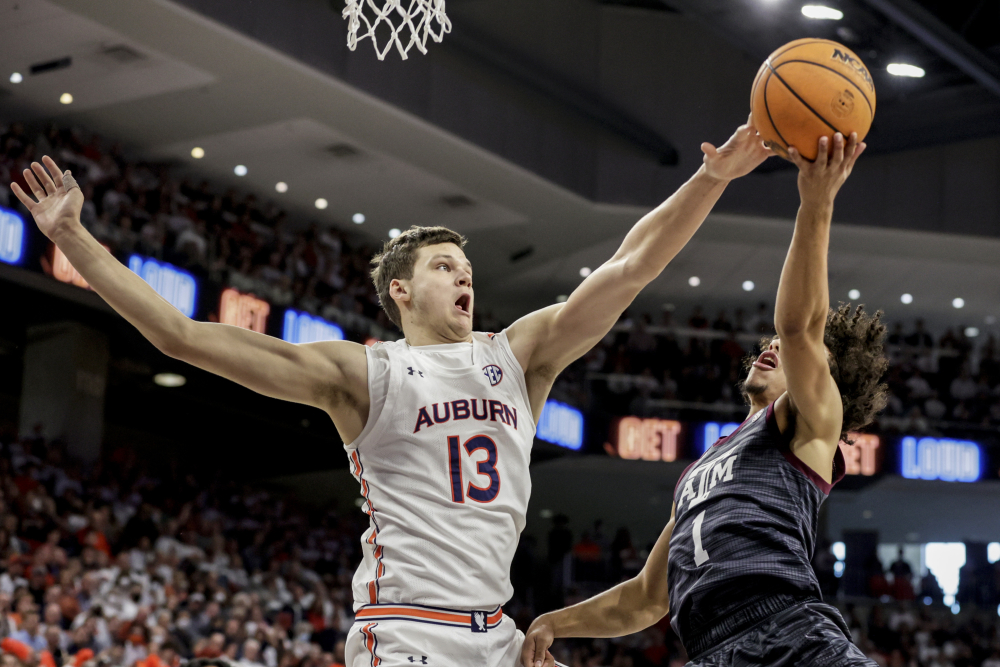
[618,253,658,289]
[155,319,195,360]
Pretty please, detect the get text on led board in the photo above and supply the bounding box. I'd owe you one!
[537,400,584,450]
[282,309,344,344]
[616,417,681,462]
[220,288,270,333]
[901,436,980,482]
[128,255,197,318]
[0,207,25,265]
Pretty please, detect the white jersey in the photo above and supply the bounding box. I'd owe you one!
[346,331,535,612]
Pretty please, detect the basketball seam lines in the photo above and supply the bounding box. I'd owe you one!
[762,70,791,153]
[775,60,874,117]
[766,61,844,138]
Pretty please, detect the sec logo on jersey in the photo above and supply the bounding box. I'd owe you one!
[483,365,503,386]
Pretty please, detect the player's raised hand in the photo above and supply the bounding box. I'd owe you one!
[701,114,774,182]
[788,132,865,205]
[10,156,84,241]
[521,617,557,667]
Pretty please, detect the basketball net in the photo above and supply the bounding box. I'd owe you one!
[343,0,451,61]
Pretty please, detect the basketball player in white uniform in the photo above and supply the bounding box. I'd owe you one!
[12,118,772,667]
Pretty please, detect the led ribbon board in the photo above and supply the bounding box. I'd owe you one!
[127,255,197,317]
[702,422,740,453]
[219,288,270,333]
[616,417,681,462]
[538,400,584,450]
[282,309,344,344]
[0,207,25,265]
[901,436,981,482]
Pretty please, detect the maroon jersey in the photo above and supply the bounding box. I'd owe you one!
[667,402,846,650]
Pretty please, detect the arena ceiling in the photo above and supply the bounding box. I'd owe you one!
[1,0,999,333]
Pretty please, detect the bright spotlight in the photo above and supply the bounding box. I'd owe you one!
[388,228,401,239]
[315,198,328,210]
[801,5,843,20]
[9,73,22,84]
[888,63,925,78]
[59,93,74,105]
[153,373,187,388]
[688,276,701,287]
[901,293,913,305]
[848,289,860,300]
[580,267,592,278]
[275,182,288,193]
[190,147,205,159]
[742,280,755,292]
[352,213,366,224]
[556,295,568,303]
[234,165,248,177]
[965,327,979,338]
[953,298,965,309]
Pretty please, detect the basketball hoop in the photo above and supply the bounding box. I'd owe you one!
[343,0,451,61]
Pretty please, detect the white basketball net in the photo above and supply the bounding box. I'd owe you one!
[343,0,451,61]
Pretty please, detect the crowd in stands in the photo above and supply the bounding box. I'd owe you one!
[0,418,997,667]
[556,304,1000,434]
[0,121,394,342]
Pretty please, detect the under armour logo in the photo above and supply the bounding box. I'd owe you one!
[471,611,487,633]
[407,367,424,377]
[407,658,428,664]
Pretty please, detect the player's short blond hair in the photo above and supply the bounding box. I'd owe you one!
[370,226,467,329]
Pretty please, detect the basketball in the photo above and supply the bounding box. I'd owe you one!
[751,38,876,161]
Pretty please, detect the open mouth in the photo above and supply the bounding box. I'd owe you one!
[455,294,471,315]
[753,351,778,371]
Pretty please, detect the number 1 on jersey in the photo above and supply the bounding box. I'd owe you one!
[693,510,710,565]
[448,435,501,503]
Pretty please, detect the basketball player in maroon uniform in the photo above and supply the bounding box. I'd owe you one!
[523,133,888,667]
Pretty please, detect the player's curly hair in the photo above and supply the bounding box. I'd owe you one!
[741,304,889,442]
[370,225,467,329]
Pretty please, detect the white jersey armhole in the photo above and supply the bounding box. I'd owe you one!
[488,329,536,437]
[346,343,392,449]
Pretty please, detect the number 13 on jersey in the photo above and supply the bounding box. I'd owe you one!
[448,435,501,503]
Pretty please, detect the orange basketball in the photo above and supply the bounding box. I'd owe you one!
[751,38,876,161]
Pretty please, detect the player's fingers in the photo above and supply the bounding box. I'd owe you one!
[542,651,557,667]
[63,171,80,192]
[42,156,64,190]
[814,136,829,168]
[10,182,37,210]
[533,636,552,667]
[830,132,846,167]
[22,169,46,200]
[701,142,718,159]
[786,146,806,169]
[31,161,57,195]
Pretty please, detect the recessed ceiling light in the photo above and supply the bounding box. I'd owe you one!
[742,280,755,292]
[9,73,22,84]
[353,213,366,224]
[234,165,248,177]
[901,293,913,304]
[275,182,288,193]
[965,327,980,338]
[579,267,592,278]
[190,147,205,159]
[688,276,701,287]
[887,63,925,78]
[986,316,997,325]
[315,198,328,210]
[388,228,401,239]
[556,295,568,303]
[953,297,965,309]
[801,5,843,20]
[153,373,186,388]
[848,289,861,300]
[59,93,73,105]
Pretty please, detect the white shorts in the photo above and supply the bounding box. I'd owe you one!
[346,604,524,667]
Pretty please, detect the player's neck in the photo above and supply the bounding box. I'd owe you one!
[402,324,473,347]
[746,396,772,419]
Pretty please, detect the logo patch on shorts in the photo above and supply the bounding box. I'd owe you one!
[471,611,487,633]
[483,365,503,387]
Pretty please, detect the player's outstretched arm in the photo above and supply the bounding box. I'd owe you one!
[521,505,676,667]
[507,118,772,417]
[776,134,865,456]
[12,157,369,442]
